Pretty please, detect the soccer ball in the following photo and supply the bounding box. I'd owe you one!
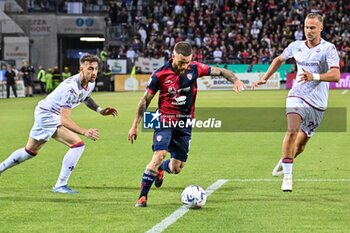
[181,185,207,209]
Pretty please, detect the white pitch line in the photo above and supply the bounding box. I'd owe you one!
[341,90,348,94]
[145,179,228,233]
[228,178,350,182]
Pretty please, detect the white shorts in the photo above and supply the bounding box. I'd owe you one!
[286,97,325,137]
[29,106,60,141]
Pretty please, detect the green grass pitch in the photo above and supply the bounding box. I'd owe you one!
[0,90,349,233]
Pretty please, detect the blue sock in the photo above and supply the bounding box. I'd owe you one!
[160,159,172,174]
[139,169,156,198]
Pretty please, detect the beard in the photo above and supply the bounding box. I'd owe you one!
[175,67,185,75]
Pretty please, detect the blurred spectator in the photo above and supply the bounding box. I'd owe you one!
[52,66,61,90]
[12,65,19,78]
[131,36,143,53]
[20,60,35,97]
[109,47,118,59]
[138,25,147,46]
[294,26,304,40]
[250,24,260,39]
[126,47,137,64]
[62,66,71,80]
[102,64,113,91]
[4,65,17,98]
[213,47,223,63]
[100,47,108,70]
[37,66,46,94]
[117,46,126,59]
[45,68,53,93]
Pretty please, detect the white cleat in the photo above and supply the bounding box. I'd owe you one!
[272,159,283,177]
[52,185,79,194]
[281,174,293,192]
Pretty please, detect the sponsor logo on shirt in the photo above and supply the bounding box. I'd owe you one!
[296,61,319,66]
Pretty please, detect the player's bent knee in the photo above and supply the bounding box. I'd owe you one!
[152,151,167,165]
[286,129,299,135]
[150,160,163,168]
[170,163,184,174]
[172,167,183,174]
[285,131,299,141]
[154,150,167,159]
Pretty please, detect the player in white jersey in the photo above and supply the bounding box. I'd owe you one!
[0,54,118,194]
[253,13,340,192]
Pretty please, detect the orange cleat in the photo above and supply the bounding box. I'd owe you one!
[135,196,147,207]
[154,170,165,188]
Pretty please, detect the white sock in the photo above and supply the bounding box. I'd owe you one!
[54,143,85,188]
[282,162,293,175]
[0,148,36,173]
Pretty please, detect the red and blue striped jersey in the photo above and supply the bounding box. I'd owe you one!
[147,59,211,120]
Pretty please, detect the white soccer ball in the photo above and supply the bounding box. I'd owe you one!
[181,185,207,209]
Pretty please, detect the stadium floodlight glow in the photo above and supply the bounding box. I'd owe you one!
[80,37,105,42]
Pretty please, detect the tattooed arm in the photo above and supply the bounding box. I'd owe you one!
[210,66,246,92]
[128,91,155,143]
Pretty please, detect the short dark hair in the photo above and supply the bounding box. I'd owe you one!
[174,41,192,57]
[80,54,100,65]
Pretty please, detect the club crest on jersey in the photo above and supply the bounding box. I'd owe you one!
[186,74,193,80]
[168,87,176,96]
[156,135,162,142]
[66,96,73,103]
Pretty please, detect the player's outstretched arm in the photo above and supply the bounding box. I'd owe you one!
[210,66,246,93]
[84,96,118,117]
[253,55,285,89]
[128,91,155,144]
[60,107,100,141]
[298,67,340,83]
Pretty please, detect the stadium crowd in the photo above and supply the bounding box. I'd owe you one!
[105,0,350,72]
[27,0,350,72]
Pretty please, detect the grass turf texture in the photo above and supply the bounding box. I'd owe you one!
[0,90,349,233]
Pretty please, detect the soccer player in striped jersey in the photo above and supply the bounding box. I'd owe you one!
[128,41,246,207]
[254,13,340,192]
[0,54,118,193]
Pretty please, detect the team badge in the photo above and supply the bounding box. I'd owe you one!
[187,74,193,80]
[156,135,162,142]
[66,95,73,103]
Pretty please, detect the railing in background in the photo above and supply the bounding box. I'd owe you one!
[107,25,133,46]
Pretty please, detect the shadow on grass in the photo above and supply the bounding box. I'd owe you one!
[74,185,185,192]
[0,195,126,204]
[0,185,188,205]
[73,185,141,191]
